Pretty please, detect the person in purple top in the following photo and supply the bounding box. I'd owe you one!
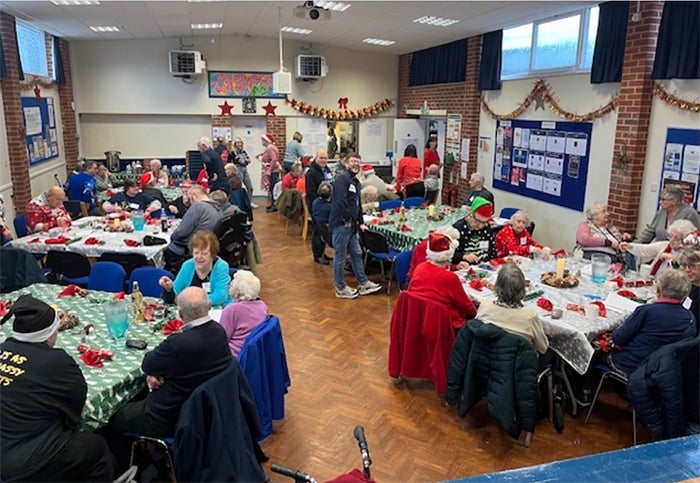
[219,270,268,357]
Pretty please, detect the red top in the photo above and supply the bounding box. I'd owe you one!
[495,224,543,257]
[25,195,71,233]
[407,238,428,280]
[196,168,209,190]
[408,261,477,330]
[395,156,423,194]
[281,172,299,191]
[423,149,440,177]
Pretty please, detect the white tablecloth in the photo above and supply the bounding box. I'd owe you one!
[9,216,176,267]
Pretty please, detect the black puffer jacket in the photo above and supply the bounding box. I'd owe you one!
[627,336,700,441]
[446,319,538,438]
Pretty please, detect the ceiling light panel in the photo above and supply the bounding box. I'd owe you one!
[51,0,100,4]
[89,25,120,32]
[281,27,313,35]
[363,38,395,46]
[314,1,351,12]
[191,23,223,29]
[413,16,459,27]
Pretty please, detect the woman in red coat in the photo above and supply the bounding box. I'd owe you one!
[395,144,424,199]
[408,232,477,330]
[495,210,549,258]
[423,135,439,177]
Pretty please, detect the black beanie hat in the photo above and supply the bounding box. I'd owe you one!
[0,295,57,342]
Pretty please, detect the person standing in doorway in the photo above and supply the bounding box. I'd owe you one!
[283,131,305,173]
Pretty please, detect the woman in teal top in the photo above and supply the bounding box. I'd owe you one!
[159,230,231,306]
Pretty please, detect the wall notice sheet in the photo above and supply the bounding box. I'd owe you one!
[658,128,700,208]
[22,96,59,165]
[493,119,592,211]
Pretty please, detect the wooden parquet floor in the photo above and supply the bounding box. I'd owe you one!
[252,206,641,483]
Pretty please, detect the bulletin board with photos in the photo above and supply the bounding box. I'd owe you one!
[492,119,593,211]
[658,128,700,209]
[21,96,59,165]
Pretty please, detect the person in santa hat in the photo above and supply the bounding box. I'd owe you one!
[408,231,478,331]
[452,196,497,267]
[257,133,281,212]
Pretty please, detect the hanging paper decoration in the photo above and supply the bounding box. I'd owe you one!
[286,96,395,120]
[481,79,618,122]
[653,83,700,113]
[19,75,55,91]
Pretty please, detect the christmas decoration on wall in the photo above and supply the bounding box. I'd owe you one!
[217,100,233,116]
[285,96,395,120]
[481,79,618,122]
[263,101,278,116]
[653,83,700,113]
[337,97,349,109]
[18,75,55,92]
[242,97,257,114]
[33,85,42,100]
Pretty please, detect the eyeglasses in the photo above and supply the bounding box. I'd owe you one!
[470,215,489,227]
[680,263,700,270]
[660,197,673,202]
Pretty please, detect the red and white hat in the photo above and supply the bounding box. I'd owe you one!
[362,165,375,175]
[425,231,456,264]
[261,133,275,144]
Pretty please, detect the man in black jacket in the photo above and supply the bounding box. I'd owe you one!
[329,153,382,299]
[197,136,229,194]
[0,296,114,482]
[306,149,334,264]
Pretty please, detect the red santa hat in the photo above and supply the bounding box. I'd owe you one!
[425,231,456,264]
[362,165,375,175]
[261,133,275,144]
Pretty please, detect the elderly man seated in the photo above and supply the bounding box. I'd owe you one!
[452,196,497,267]
[360,164,399,202]
[0,295,114,482]
[102,179,162,215]
[464,172,494,208]
[25,186,72,233]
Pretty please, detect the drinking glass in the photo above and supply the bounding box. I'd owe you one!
[591,254,611,284]
[104,300,130,340]
[132,211,146,231]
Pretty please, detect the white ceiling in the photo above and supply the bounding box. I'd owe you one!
[1,0,598,55]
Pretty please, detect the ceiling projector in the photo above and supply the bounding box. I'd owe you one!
[294,3,331,21]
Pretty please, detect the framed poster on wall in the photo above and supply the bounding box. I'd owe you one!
[22,96,59,165]
[492,119,592,212]
[658,128,700,208]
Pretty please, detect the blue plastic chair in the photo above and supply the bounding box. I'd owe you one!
[360,230,400,294]
[499,207,520,219]
[394,249,414,291]
[403,196,425,209]
[129,267,174,297]
[13,214,28,238]
[379,199,402,211]
[88,261,126,292]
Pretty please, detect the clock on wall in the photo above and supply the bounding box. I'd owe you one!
[242,97,257,114]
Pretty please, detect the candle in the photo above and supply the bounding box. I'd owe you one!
[428,205,435,216]
[556,258,565,279]
[114,217,120,228]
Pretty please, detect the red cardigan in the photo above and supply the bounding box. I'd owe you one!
[408,262,477,330]
[423,149,439,177]
[495,224,543,257]
[395,156,423,194]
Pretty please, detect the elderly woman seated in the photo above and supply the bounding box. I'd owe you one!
[219,270,268,357]
[408,231,477,330]
[476,263,549,355]
[159,230,231,306]
[620,219,696,277]
[495,210,550,258]
[609,269,697,376]
[360,185,379,214]
[633,186,700,243]
[575,202,630,263]
[141,159,169,188]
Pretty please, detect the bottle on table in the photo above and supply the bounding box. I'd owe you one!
[132,281,145,323]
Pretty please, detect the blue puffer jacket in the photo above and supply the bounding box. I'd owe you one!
[627,336,700,441]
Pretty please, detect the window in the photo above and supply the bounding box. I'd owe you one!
[16,22,49,77]
[501,6,599,80]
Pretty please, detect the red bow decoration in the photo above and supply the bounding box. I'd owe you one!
[469,278,484,291]
[84,237,104,245]
[44,236,71,244]
[338,97,349,109]
[400,224,412,232]
[591,301,607,317]
[113,291,125,300]
[0,300,11,317]
[536,297,553,311]
[163,319,184,335]
[124,239,140,247]
[617,289,636,299]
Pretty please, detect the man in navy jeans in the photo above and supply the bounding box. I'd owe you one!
[329,153,382,299]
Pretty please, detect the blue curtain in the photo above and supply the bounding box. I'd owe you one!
[0,35,6,78]
[13,24,23,80]
[478,30,502,91]
[53,35,65,84]
[409,39,467,86]
[590,1,629,84]
[652,1,700,79]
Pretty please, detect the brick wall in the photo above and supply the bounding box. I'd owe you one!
[397,36,482,205]
[607,1,664,233]
[266,116,287,150]
[211,115,232,129]
[1,12,31,213]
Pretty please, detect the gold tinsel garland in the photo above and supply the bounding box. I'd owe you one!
[653,83,700,113]
[481,79,618,122]
[285,96,395,120]
[18,75,56,91]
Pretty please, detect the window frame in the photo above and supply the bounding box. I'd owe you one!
[15,20,53,79]
[501,5,599,81]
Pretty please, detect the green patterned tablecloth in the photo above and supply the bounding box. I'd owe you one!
[0,283,168,430]
[364,206,469,252]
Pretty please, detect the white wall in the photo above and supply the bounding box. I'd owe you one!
[71,36,398,158]
[478,74,619,251]
[639,79,700,229]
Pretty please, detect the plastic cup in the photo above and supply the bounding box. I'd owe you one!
[585,304,599,322]
[591,254,611,284]
[104,301,129,339]
[132,211,146,231]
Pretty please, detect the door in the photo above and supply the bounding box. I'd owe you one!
[423,117,446,193]
[392,119,426,178]
[233,118,267,198]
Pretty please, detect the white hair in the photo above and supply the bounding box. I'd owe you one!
[470,172,485,185]
[586,202,607,220]
[668,219,696,238]
[150,159,162,170]
[198,136,211,148]
[510,210,530,224]
[229,270,261,301]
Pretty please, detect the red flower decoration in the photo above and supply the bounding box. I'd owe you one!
[80,349,104,368]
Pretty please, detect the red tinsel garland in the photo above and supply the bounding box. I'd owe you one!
[653,83,700,113]
[285,96,394,120]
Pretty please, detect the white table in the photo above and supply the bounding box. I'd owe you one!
[9,216,176,267]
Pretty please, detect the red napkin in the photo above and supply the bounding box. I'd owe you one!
[124,239,140,247]
[469,278,484,291]
[0,300,10,317]
[400,224,412,232]
[58,284,78,297]
[105,189,114,197]
[591,300,607,317]
[79,349,104,368]
[144,307,154,321]
[84,237,103,245]
[44,236,71,244]
[617,289,636,299]
[376,211,384,218]
[163,319,184,335]
[393,207,401,213]
[369,219,380,225]
[551,249,567,258]
[536,297,553,311]
[77,344,114,361]
[610,275,624,288]
[113,291,125,300]
[29,237,41,243]
[489,257,508,267]
[147,217,158,225]
[419,202,428,208]
[566,303,586,314]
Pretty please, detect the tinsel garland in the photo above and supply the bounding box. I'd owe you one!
[18,75,55,90]
[481,79,618,122]
[653,83,700,113]
[285,96,394,120]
